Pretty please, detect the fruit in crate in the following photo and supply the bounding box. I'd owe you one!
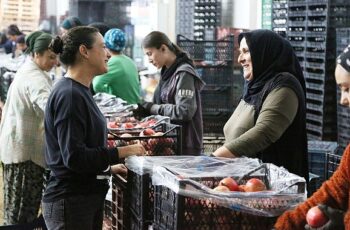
[139,128,156,136]
[108,121,118,129]
[213,185,230,192]
[218,177,239,191]
[306,206,329,228]
[244,178,266,192]
[120,133,132,138]
[238,185,246,192]
[121,122,134,129]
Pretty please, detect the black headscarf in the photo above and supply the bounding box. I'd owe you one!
[238,29,305,104]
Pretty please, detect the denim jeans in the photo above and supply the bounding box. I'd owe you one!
[42,193,106,230]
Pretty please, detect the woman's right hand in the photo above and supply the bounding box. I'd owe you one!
[118,143,146,158]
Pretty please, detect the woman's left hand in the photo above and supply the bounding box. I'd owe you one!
[212,146,237,158]
[110,164,127,175]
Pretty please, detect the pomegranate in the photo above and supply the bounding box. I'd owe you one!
[306,206,329,228]
[244,178,266,192]
[219,177,239,191]
[213,185,230,192]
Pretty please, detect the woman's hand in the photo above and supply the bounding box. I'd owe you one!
[110,163,127,175]
[118,143,146,158]
[212,146,237,158]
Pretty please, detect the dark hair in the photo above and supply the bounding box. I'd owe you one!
[88,22,110,37]
[7,24,22,36]
[50,26,99,66]
[142,31,183,55]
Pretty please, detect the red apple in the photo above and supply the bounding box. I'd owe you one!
[306,206,329,228]
[213,185,230,192]
[219,177,239,191]
[140,128,156,136]
[238,185,246,192]
[121,122,134,129]
[244,178,266,192]
[108,121,118,129]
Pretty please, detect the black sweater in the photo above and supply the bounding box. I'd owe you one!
[43,77,119,202]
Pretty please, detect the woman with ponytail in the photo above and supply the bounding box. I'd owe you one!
[42,26,145,230]
[0,30,57,225]
[134,31,205,155]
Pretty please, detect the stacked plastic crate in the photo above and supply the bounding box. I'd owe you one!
[177,35,234,138]
[175,0,221,41]
[272,0,288,37]
[336,28,350,152]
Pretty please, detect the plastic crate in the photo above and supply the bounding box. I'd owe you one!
[108,123,182,156]
[203,136,225,155]
[0,215,47,230]
[308,172,322,197]
[201,86,234,113]
[327,153,342,179]
[103,200,113,230]
[196,65,234,86]
[308,141,338,182]
[202,112,231,135]
[111,174,127,230]
[177,34,234,65]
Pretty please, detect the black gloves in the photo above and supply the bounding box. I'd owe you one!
[132,102,153,119]
[305,204,345,230]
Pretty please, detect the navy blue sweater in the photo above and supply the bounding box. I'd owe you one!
[43,77,119,202]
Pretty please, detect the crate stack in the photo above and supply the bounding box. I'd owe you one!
[308,141,338,195]
[287,0,307,71]
[272,0,288,37]
[176,34,235,137]
[336,28,350,152]
[175,0,221,40]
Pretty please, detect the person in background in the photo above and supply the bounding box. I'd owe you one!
[134,31,205,155]
[15,34,27,55]
[0,31,12,54]
[89,22,110,37]
[212,29,309,182]
[42,26,145,230]
[60,16,82,36]
[93,28,140,104]
[6,24,23,58]
[0,31,57,225]
[274,45,350,230]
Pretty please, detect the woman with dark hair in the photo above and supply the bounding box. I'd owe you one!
[42,26,145,230]
[6,24,23,57]
[212,29,309,182]
[135,31,205,155]
[0,30,56,225]
[274,45,350,230]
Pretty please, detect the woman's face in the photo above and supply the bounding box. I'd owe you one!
[34,50,58,72]
[143,46,165,69]
[335,64,350,108]
[86,33,110,75]
[238,37,253,81]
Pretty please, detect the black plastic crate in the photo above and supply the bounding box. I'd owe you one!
[111,174,127,230]
[177,34,234,64]
[202,112,231,135]
[203,135,225,155]
[0,215,47,230]
[196,66,234,86]
[327,153,342,179]
[201,86,234,113]
[103,200,113,230]
[308,141,338,182]
[109,123,182,156]
[308,172,322,197]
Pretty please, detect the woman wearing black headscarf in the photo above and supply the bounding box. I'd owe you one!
[212,29,308,182]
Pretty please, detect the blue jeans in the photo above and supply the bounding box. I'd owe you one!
[42,193,106,230]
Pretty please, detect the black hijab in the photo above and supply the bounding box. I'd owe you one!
[238,29,305,104]
[337,44,350,72]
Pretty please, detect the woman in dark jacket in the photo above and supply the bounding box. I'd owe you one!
[212,29,309,183]
[135,31,205,155]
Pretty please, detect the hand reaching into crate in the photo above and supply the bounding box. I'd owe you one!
[111,163,127,175]
[117,143,146,158]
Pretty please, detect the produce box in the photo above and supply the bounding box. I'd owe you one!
[108,121,182,156]
[149,156,306,230]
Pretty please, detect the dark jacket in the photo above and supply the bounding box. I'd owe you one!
[151,63,205,155]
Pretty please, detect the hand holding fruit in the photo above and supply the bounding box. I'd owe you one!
[117,143,146,158]
[110,163,127,175]
[305,204,344,230]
